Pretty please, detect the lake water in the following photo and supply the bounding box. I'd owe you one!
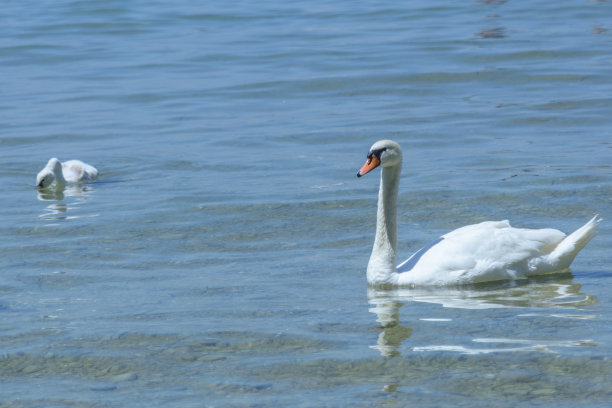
[1,1,611,406]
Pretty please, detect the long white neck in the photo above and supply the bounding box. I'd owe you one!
[367,163,400,285]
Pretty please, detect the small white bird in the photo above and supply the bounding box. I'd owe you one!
[357,139,601,286]
[36,158,98,188]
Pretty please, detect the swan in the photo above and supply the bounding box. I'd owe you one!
[357,139,601,286]
[36,158,98,188]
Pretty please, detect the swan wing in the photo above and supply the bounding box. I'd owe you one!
[62,160,98,182]
[397,221,566,285]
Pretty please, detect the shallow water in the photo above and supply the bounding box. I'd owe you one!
[1,1,612,407]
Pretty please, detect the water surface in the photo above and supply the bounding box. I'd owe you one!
[1,1,611,407]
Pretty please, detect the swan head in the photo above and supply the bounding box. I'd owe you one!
[357,140,402,177]
[36,158,62,188]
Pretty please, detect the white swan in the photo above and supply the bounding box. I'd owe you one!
[36,158,98,188]
[357,139,601,286]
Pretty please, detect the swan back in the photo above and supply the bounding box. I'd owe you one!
[62,160,99,183]
[397,221,567,285]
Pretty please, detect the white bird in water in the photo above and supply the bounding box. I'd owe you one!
[357,139,601,286]
[36,158,98,188]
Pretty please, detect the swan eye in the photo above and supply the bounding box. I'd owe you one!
[369,147,387,161]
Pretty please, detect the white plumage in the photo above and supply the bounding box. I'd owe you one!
[357,139,601,286]
[36,158,98,188]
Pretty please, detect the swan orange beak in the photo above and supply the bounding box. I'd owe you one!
[357,155,380,177]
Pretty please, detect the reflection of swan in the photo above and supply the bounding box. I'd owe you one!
[368,276,597,311]
[367,277,597,356]
[36,158,98,188]
[357,140,601,286]
[369,298,412,357]
[38,184,98,220]
[37,183,92,202]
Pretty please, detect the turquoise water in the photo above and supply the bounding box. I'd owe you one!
[1,1,611,406]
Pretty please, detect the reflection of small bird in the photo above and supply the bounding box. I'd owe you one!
[357,139,601,286]
[36,158,98,188]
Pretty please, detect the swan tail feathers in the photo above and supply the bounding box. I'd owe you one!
[529,215,601,274]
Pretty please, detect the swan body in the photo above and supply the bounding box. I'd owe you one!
[357,140,601,286]
[36,158,98,188]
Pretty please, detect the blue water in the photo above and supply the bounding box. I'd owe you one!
[1,1,611,406]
